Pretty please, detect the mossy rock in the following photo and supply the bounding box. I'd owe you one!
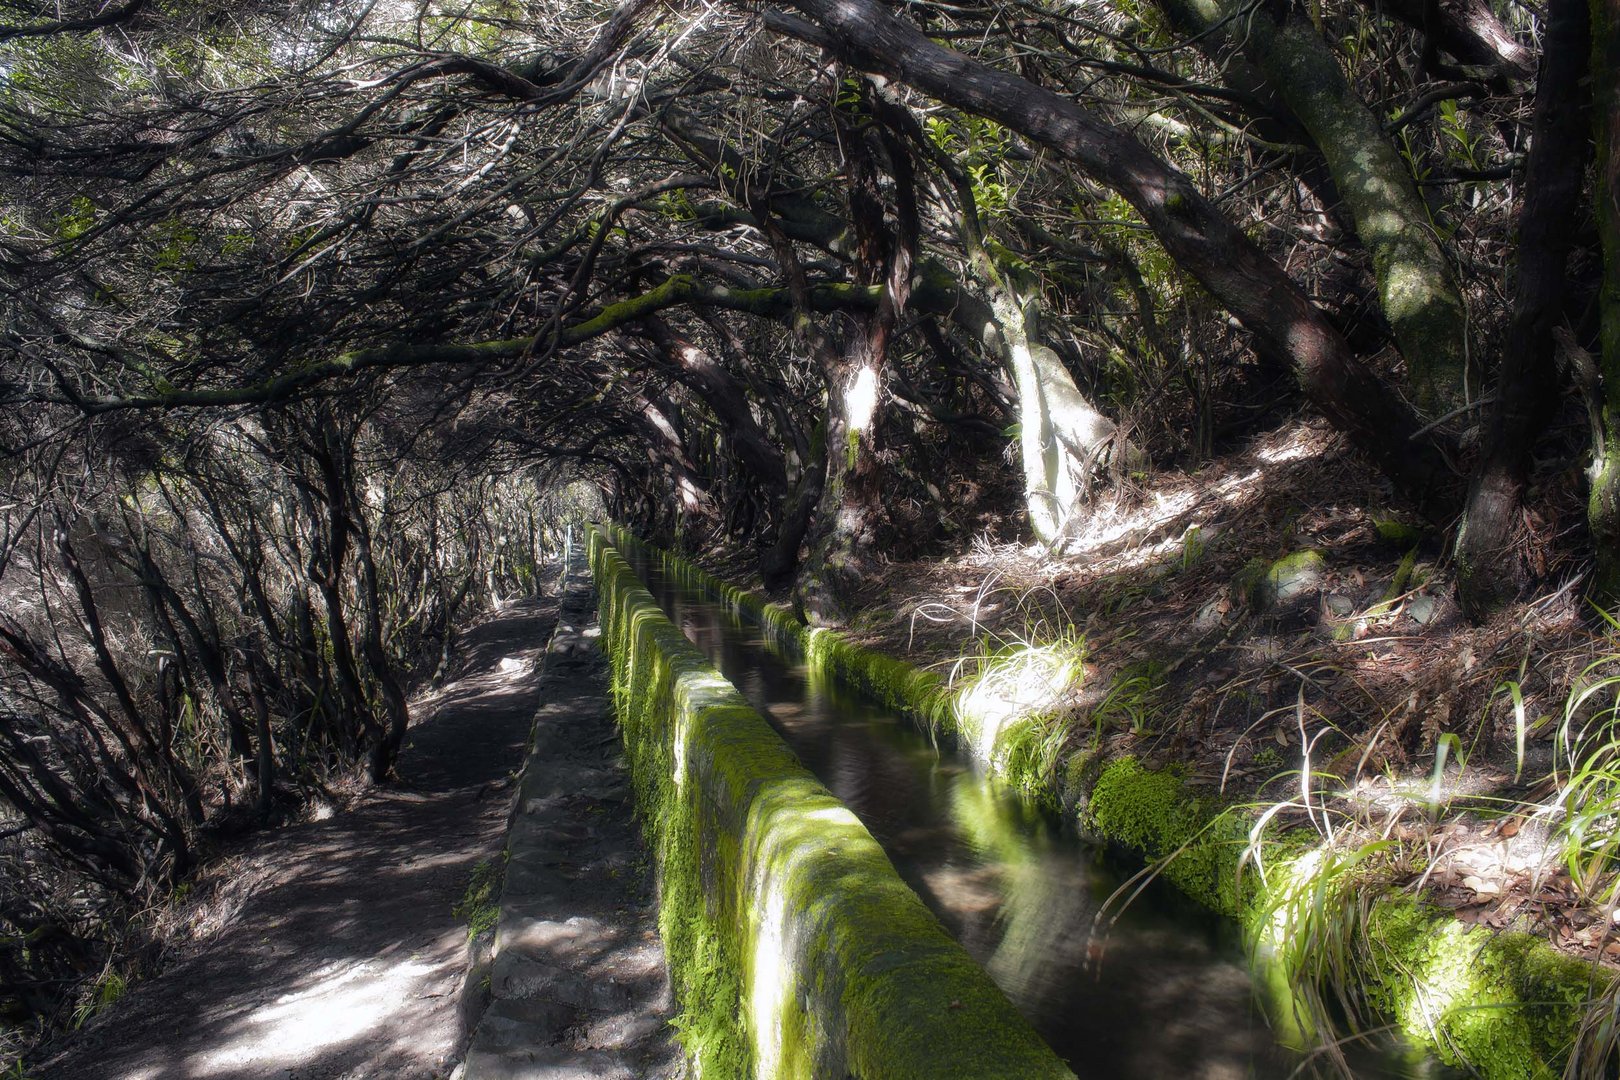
[1372,517,1429,549]
[1233,549,1327,619]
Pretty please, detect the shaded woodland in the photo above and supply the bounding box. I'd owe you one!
[0,0,1617,1062]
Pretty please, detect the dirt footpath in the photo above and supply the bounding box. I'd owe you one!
[35,583,610,1080]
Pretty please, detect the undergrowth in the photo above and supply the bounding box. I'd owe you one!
[453,857,503,940]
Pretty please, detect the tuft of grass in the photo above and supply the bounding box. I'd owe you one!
[1546,614,1620,904]
[1249,836,1402,1065]
[1091,661,1164,737]
[69,968,126,1030]
[1234,691,1416,1074]
[453,857,503,940]
[949,623,1086,785]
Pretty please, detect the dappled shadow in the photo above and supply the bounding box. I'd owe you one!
[635,530,1452,1078]
[453,582,677,1077]
[34,593,564,1080]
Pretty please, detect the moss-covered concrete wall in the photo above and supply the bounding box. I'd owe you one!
[588,526,1073,1079]
[606,523,956,734]
[611,526,1615,1079]
[1083,759,1605,1079]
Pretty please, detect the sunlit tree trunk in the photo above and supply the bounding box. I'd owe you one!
[1156,0,1472,410]
[985,279,1139,547]
[631,391,718,542]
[759,95,916,619]
[907,115,1139,546]
[1368,0,1537,80]
[799,325,890,623]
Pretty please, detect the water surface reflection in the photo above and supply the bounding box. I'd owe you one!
[632,555,1452,1079]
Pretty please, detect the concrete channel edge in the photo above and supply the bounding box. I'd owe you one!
[606,524,1617,1080]
[588,524,1074,1079]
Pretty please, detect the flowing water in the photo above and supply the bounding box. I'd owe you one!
[628,552,1456,1079]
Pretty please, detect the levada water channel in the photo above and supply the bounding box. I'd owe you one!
[625,548,1457,1078]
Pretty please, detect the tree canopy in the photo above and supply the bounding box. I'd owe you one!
[0,0,1614,1046]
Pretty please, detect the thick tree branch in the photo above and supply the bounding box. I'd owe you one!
[767,0,1461,517]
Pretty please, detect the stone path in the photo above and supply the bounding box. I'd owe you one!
[35,569,676,1080]
[461,583,679,1080]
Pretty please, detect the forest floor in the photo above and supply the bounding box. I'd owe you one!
[822,416,1620,967]
[29,582,621,1080]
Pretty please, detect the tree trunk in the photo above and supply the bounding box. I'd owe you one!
[798,331,889,624]
[989,285,1137,545]
[642,316,789,491]
[772,0,1462,520]
[630,391,717,540]
[760,417,825,591]
[1367,0,1537,81]
[1590,0,1620,607]
[352,506,411,784]
[244,653,277,817]
[1455,0,1591,618]
[1156,0,1472,410]
[796,104,917,623]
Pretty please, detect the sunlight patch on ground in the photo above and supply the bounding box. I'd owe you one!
[195,954,440,1075]
[1055,422,1327,568]
[1064,487,1197,557]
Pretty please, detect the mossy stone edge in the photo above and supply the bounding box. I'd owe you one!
[612,526,1615,1079]
[588,525,1072,1079]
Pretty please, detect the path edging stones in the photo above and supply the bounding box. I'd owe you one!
[458,567,677,1080]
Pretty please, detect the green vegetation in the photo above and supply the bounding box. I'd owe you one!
[621,532,1620,1079]
[590,526,1072,1078]
[69,969,126,1030]
[454,858,503,940]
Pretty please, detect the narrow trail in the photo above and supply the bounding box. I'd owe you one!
[38,590,565,1080]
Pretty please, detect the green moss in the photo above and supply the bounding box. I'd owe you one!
[588,526,1071,1078]
[1232,550,1327,612]
[1083,758,1253,918]
[1373,517,1428,549]
[1362,899,1602,1078]
[606,526,1614,1079]
[1085,755,1616,1078]
[453,857,503,940]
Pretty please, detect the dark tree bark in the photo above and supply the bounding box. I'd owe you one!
[641,316,789,491]
[1155,0,1472,409]
[1589,0,1620,606]
[352,504,411,783]
[55,525,205,833]
[770,0,1462,521]
[760,422,826,591]
[1455,0,1591,618]
[1366,0,1537,81]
